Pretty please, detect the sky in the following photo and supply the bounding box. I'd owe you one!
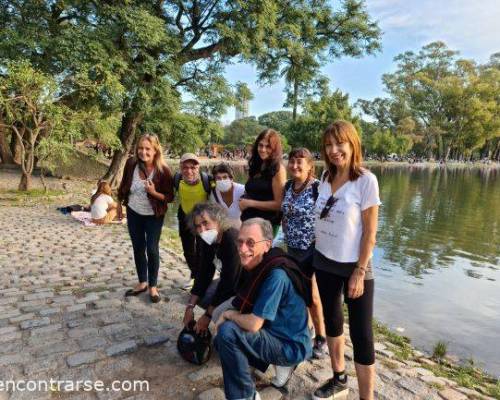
[221,0,500,123]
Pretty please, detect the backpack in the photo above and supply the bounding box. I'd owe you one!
[284,179,320,201]
[174,171,213,194]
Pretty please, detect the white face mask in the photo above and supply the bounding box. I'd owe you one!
[199,229,218,245]
[216,179,232,193]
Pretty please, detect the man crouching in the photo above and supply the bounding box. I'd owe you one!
[215,218,312,400]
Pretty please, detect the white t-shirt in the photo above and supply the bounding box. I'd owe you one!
[314,170,381,263]
[91,194,115,219]
[209,182,245,228]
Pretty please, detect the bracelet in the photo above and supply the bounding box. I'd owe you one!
[356,263,367,273]
[186,303,195,309]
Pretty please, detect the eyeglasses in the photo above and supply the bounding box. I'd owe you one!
[236,238,270,249]
[320,196,338,219]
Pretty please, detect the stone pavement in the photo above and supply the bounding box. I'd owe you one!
[0,206,492,400]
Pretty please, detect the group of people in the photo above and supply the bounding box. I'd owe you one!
[89,120,381,400]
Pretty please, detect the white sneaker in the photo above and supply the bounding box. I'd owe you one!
[271,365,296,388]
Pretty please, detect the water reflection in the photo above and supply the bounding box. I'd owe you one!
[164,163,500,374]
[373,166,499,279]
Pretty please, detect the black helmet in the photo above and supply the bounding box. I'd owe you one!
[177,321,212,365]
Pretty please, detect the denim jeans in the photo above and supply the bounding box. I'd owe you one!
[215,321,293,400]
[126,206,164,287]
[178,207,201,279]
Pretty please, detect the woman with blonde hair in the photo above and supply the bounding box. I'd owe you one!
[90,180,118,224]
[312,121,381,400]
[117,133,174,303]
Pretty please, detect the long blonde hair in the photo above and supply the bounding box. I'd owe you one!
[135,133,167,172]
[91,180,112,205]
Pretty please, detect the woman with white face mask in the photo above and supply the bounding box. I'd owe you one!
[209,163,245,228]
[183,202,245,334]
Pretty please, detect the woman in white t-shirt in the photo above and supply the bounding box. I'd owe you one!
[312,121,381,400]
[90,181,118,224]
[209,163,245,229]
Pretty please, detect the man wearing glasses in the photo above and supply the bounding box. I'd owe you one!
[214,218,312,400]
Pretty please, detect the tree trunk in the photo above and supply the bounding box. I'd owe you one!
[444,144,451,162]
[0,125,14,164]
[18,171,31,191]
[103,112,143,188]
[292,79,299,121]
[10,128,23,164]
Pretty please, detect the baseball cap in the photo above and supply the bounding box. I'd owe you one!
[180,153,199,164]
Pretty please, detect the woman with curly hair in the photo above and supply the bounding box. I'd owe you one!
[239,129,286,236]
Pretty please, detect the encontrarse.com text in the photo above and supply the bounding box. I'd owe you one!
[0,379,150,392]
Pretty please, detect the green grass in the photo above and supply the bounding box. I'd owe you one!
[432,340,448,360]
[161,226,183,254]
[371,320,499,399]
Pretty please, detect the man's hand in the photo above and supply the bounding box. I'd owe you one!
[183,307,195,327]
[194,314,211,335]
[215,310,234,334]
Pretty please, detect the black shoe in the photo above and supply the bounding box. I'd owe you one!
[150,293,161,303]
[124,286,148,297]
[312,376,348,400]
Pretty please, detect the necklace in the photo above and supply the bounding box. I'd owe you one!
[292,178,311,195]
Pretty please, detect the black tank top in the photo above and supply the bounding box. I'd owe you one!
[241,172,278,224]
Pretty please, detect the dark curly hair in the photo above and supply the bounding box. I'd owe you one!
[248,129,283,178]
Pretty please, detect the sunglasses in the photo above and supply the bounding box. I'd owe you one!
[320,196,338,219]
[236,238,270,249]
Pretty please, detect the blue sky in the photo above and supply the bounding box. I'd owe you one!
[222,0,500,123]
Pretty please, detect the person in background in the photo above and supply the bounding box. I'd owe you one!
[215,218,312,400]
[209,163,245,228]
[281,148,327,359]
[174,153,212,287]
[239,129,286,236]
[117,133,174,303]
[312,121,381,400]
[183,202,244,334]
[90,180,119,224]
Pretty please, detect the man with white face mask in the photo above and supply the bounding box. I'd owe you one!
[183,202,245,334]
[209,163,245,228]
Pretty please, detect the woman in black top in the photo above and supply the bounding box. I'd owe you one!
[183,202,244,334]
[239,129,286,236]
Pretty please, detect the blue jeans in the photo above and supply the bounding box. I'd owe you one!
[126,207,164,287]
[215,321,293,400]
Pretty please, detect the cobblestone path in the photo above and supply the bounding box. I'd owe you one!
[0,206,491,400]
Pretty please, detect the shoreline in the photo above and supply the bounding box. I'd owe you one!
[165,157,500,171]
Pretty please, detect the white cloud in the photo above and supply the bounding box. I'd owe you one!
[367,0,500,61]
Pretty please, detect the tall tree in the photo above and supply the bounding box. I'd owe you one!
[358,42,500,160]
[0,61,78,190]
[233,82,254,119]
[256,0,381,120]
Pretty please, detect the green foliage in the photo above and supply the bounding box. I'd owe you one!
[258,111,294,133]
[223,117,266,148]
[358,42,500,159]
[0,60,81,189]
[284,88,359,151]
[255,0,381,119]
[432,341,448,360]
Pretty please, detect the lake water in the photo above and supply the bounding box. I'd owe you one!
[164,164,500,376]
